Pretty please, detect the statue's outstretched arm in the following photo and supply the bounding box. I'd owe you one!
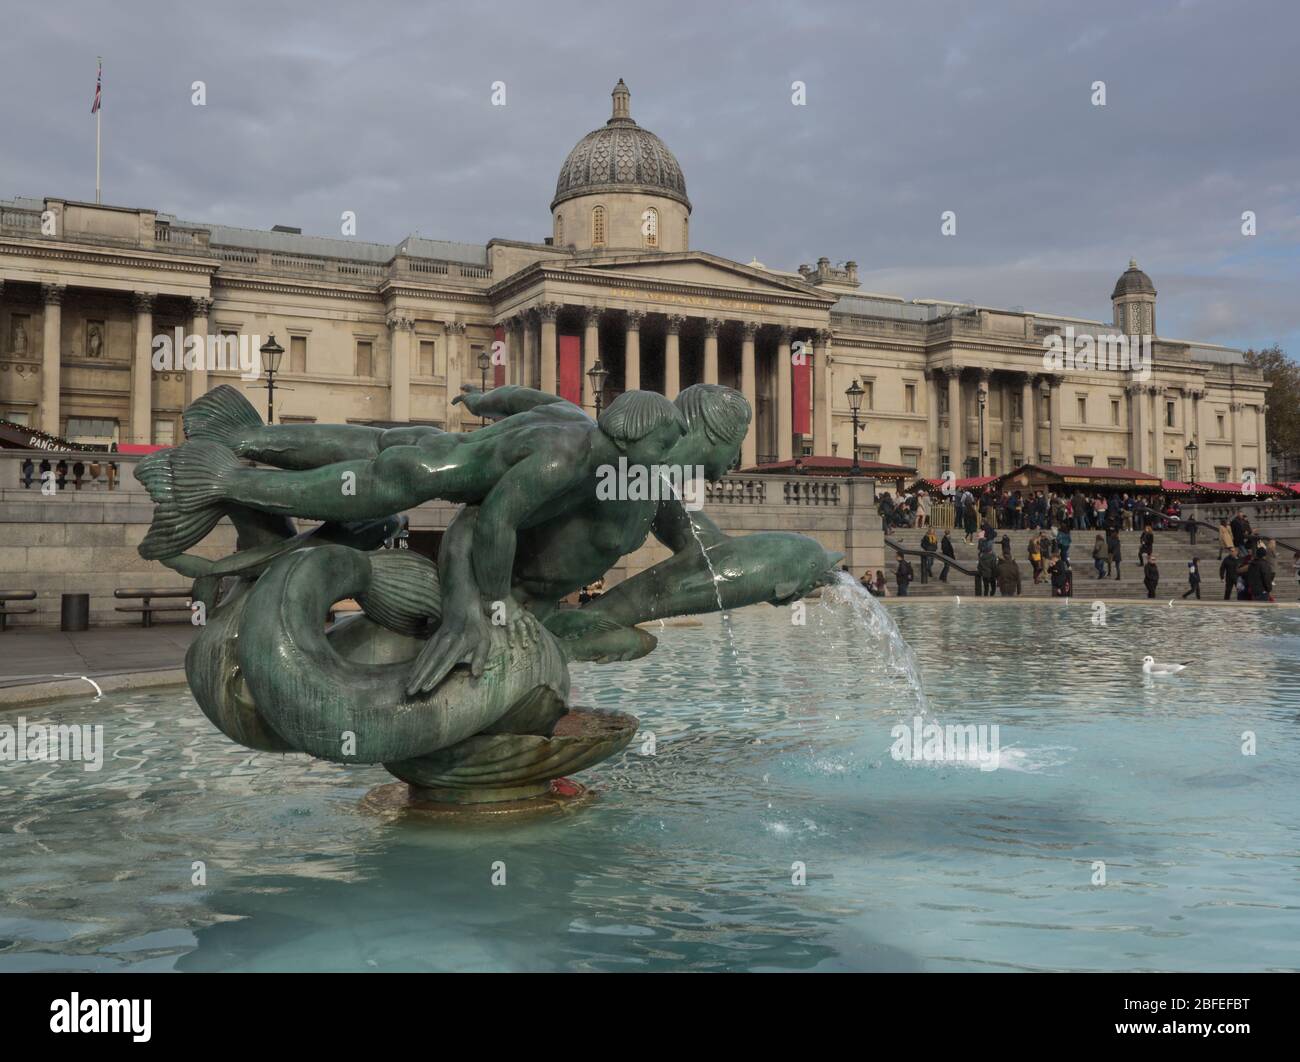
[651,496,727,554]
[453,384,584,421]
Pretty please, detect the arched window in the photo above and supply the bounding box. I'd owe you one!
[555,214,563,245]
[592,205,606,247]
[642,206,659,248]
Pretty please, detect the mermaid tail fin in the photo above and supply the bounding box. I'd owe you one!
[184,384,262,446]
[135,441,243,559]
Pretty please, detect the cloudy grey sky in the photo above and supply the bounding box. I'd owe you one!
[2,0,1297,352]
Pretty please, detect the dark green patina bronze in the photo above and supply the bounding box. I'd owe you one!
[135,382,841,805]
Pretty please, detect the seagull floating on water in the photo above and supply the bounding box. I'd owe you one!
[1142,655,1191,675]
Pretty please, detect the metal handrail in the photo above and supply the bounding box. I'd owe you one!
[884,536,980,587]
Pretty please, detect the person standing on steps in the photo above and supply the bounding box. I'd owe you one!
[1183,557,1201,600]
[996,553,1022,597]
[939,529,955,582]
[1143,553,1160,599]
[1092,533,1108,579]
[1028,535,1043,584]
[920,527,938,582]
[1218,518,1234,559]
[977,548,998,597]
[1138,524,1155,569]
[895,552,914,597]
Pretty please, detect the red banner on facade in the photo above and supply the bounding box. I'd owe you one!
[792,355,811,436]
[558,334,582,405]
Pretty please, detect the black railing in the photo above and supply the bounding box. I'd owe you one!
[884,536,979,589]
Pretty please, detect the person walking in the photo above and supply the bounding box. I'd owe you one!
[1143,554,1160,599]
[1219,550,1239,601]
[1106,527,1122,580]
[1091,533,1107,579]
[1057,525,1072,565]
[962,501,978,544]
[939,529,955,582]
[1182,557,1201,600]
[1138,525,1155,568]
[895,552,914,597]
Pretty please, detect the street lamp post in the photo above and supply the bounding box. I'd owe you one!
[259,335,285,424]
[977,384,988,478]
[587,358,609,418]
[845,380,865,476]
[476,349,492,426]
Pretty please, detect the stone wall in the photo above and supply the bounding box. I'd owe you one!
[0,450,883,628]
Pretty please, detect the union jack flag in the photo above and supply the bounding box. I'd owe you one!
[91,60,101,114]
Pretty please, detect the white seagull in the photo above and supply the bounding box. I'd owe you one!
[1142,655,1191,675]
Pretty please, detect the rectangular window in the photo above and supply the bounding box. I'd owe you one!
[1165,460,1182,479]
[1074,455,1093,467]
[863,380,875,410]
[355,340,373,377]
[1109,457,1126,469]
[419,340,437,377]
[66,417,118,443]
[290,335,307,374]
[901,448,921,469]
[1215,466,1230,482]
[989,456,999,476]
[1217,414,1226,438]
[5,410,29,426]
[904,384,916,413]
[152,419,176,446]
[939,451,950,472]
[1111,399,1120,425]
[859,446,880,462]
[1011,453,1023,468]
[1076,396,1087,423]
[1166,401,1175,428]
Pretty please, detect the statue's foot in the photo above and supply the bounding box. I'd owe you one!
[544,610,658,663]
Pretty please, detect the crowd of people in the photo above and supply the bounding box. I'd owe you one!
[871,486,1297,602]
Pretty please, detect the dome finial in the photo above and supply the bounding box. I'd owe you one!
[1129,257,1138,269]
[610,78,632,123]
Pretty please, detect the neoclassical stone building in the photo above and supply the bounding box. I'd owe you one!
[0,81,1269,482]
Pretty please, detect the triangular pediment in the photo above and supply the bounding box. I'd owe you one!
[559,251,836,302]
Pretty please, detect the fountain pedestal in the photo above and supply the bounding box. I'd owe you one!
[365,707,639,817]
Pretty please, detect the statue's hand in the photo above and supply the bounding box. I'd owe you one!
[450,384,483,415]
[404,595,493,696]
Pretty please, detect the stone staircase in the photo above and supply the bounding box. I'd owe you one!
[881,526,1296,600]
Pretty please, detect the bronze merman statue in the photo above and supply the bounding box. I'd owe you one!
[135,383,840,808]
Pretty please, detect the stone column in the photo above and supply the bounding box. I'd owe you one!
[39,283,64,436]
[187,297,212,406]
[923,368,940,475]
[946,367,963,475]
[445,322,465,430]
[623,309,643,392]
[1022,373,1037,465]
[1000,375,1015,472]
[1230,402,1244,479]
[703,317,720,385]
[538,303,559,395]
[1128,383,1144,470]
[740,321,758,467]
[1151,385,1165,476]
[387,313,413,422]
[1047,374,1062,464]
[813,329,832,458]
[663,314,684,400]
[131,292,155,444]
[522,312,537,390]
[1259,404,1269,478]
[976,368,992,476]
[581,306,601,413]
[776,326,794,461]
[507,316,524,386]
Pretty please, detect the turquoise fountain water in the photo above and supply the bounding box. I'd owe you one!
[1,601,1297,971]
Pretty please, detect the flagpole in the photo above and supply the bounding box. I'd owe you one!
[95,57,102,203]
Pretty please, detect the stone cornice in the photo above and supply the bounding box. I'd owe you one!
[0,236,217,278]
